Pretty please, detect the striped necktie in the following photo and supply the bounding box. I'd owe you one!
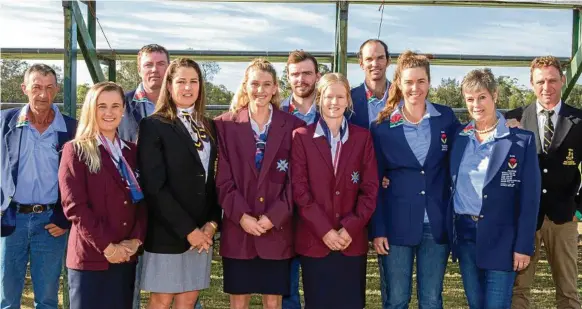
[542,109,554,154]
[180,111,208,151]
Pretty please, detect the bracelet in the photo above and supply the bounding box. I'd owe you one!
[208,221,218,230]
[104,246,117,258]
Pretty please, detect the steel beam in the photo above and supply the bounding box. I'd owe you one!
[63,1,77,119]
[333,1,349,75]
[563,8,582,100]
[108,59,116,82]
[86,0,96,47]
[71,0,105,82]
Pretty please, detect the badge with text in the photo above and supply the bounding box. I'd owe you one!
[563,148,576,166]
[440,131,448,151]
[276,159,289,172]
[351,171,360,184]
[501,155,520,187]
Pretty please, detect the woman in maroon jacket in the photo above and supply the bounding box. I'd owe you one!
[59,82,147,309]
[215,58,304,309]
[290,73,378,309]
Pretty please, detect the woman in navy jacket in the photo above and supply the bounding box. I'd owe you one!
[448,68,540,309]
[370,51,459,309]
[59,82,147,309]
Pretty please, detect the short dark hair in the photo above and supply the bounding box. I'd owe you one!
[23,63,58,84]
[358,39,389,59]
[287,50,319,73]
[137,44,170,67]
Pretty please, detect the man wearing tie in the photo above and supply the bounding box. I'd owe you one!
[506,56,582,309]
[118,44,170,142]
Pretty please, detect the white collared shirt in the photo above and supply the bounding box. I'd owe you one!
[536,100,561,145]
[314,117,349,165]
[177,106,211,182]
[250,104,273,136]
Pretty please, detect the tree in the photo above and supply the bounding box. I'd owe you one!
[279,63,332,99]
[1,59,64,103]
[429,78,464,108]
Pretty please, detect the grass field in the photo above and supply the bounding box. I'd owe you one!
[21,240,582,309]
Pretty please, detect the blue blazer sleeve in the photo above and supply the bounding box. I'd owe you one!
[369,124,388,239]
[514,133,541,256]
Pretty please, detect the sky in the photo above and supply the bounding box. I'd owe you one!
[0,0,576,94]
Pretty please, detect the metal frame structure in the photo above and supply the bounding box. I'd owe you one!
[2,0,582,118]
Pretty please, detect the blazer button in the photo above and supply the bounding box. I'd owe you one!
[543,169,548,173]
[483,195,488,199]
[335,191,340,195]
[124,201,128,205]
[335,213,340,218]
[420,191,425,195]
[420,170,425,175]
[479,215,484,219]
[122,222,127,226]
[259,197,264,202]
[542,189,547,194]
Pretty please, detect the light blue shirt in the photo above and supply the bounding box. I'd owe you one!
[401,101,440,222]
[250,104,273,136]
[364,80,390,125]
[282,96,318,125]
[13,104,68,204]
[453,112,510,216]
[133,83,156,116]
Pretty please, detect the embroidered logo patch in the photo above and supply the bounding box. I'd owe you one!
[441,132,447,144]
[389,113,404,128]
[508,157,517,169]
[563,148,576,166]
[276,159,289,172]
[351,171,360,184]
[459,124,475,136]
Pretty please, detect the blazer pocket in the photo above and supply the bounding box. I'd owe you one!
[269,148,291,184]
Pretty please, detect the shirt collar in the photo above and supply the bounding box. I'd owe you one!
[395,100,441,119]
[96,136,130,149]
[460,111,509,139]
[16,103,68,132]
[250,104,273,134]
[314,116,349,144]
[133,83,154,104]
[284,95,317,116]
[536,100,562,116]
[177,105,196,117]
[364,79,390,102]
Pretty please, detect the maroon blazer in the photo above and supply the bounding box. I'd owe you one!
[291,122,378,257]
[59,141,147,271]
[215,108,305,260]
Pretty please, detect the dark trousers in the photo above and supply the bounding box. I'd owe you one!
[68,262,136,309]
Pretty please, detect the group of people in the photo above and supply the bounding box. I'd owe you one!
[0,40,580,309]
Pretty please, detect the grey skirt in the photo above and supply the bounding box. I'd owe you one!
[140,248,212,293]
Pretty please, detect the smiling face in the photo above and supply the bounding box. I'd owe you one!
[288,60,320,99]
[399,67,429,106]
[463,87,497,124]
[96,90,124,137]
[531,66,565,109]
[167,66,200,109]
[246,68,278,110]
[359,41,389,82]
[320,82,349,120]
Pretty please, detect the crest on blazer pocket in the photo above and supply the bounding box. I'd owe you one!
[276,159,289,172]
[440,131,448,151]
[350,171,360,184]
[563,148,576,166]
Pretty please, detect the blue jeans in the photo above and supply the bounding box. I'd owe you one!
[378,223,449,309]
[0,210,67,309]
[457,238,516,309]
[282,257,301,309]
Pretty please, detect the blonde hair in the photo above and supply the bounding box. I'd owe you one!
[73,81,124,173]
[461,68,498,99]
[376,50,431,124]
[316,73,353,115]
[154,58,208,124]
[230,58,281,116]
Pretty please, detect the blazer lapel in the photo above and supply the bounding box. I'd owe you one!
[4,112,23,189]
[235,109,259,179]
[520,104,541,154]
[313,135,334,175]
[99,147,127,191]
[548,105,574,153]
[484,138,512,187]
[130,101,145,124]
[334,134,356,186]
[450,134,469,185]
[392,125,422,167]
[424,117,442,166]
[172,118,203,168]
[257,110,285,187]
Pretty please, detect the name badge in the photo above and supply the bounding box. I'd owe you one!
[501,155,521,188]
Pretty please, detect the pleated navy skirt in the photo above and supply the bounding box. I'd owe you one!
[300,252,367,309]
[68,262,136,309]
[222,257,291,295]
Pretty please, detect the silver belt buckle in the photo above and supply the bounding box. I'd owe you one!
[32,204,43,214]
[470,215,479,222]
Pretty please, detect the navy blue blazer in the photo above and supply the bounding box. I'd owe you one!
[118,89,147,143]
[370,104,459,246]
[347,82,390,129]
[447,125,541,272]
[1,107,77,236]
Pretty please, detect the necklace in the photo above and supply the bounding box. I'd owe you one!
[475,118,499,134]
[400,107,423,125]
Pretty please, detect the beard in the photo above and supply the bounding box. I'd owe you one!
[293,83,316,99]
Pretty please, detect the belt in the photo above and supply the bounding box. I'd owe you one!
[456,213,483,222]
[16,203,56,214]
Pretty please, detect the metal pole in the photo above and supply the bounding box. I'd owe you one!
[333,1,349,75]
[86,0,96,47]
[108,59,116,82]
[63,1,78,119]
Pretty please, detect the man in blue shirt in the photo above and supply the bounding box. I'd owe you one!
[118,44,170,142]
[1,64,77,309]
[349,39,391,128]
[280,50,321,309]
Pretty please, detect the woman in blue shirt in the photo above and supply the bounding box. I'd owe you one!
[448,68,540,309]
[370,51,459,309]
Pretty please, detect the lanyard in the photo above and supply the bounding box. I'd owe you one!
[333,140,342,175]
